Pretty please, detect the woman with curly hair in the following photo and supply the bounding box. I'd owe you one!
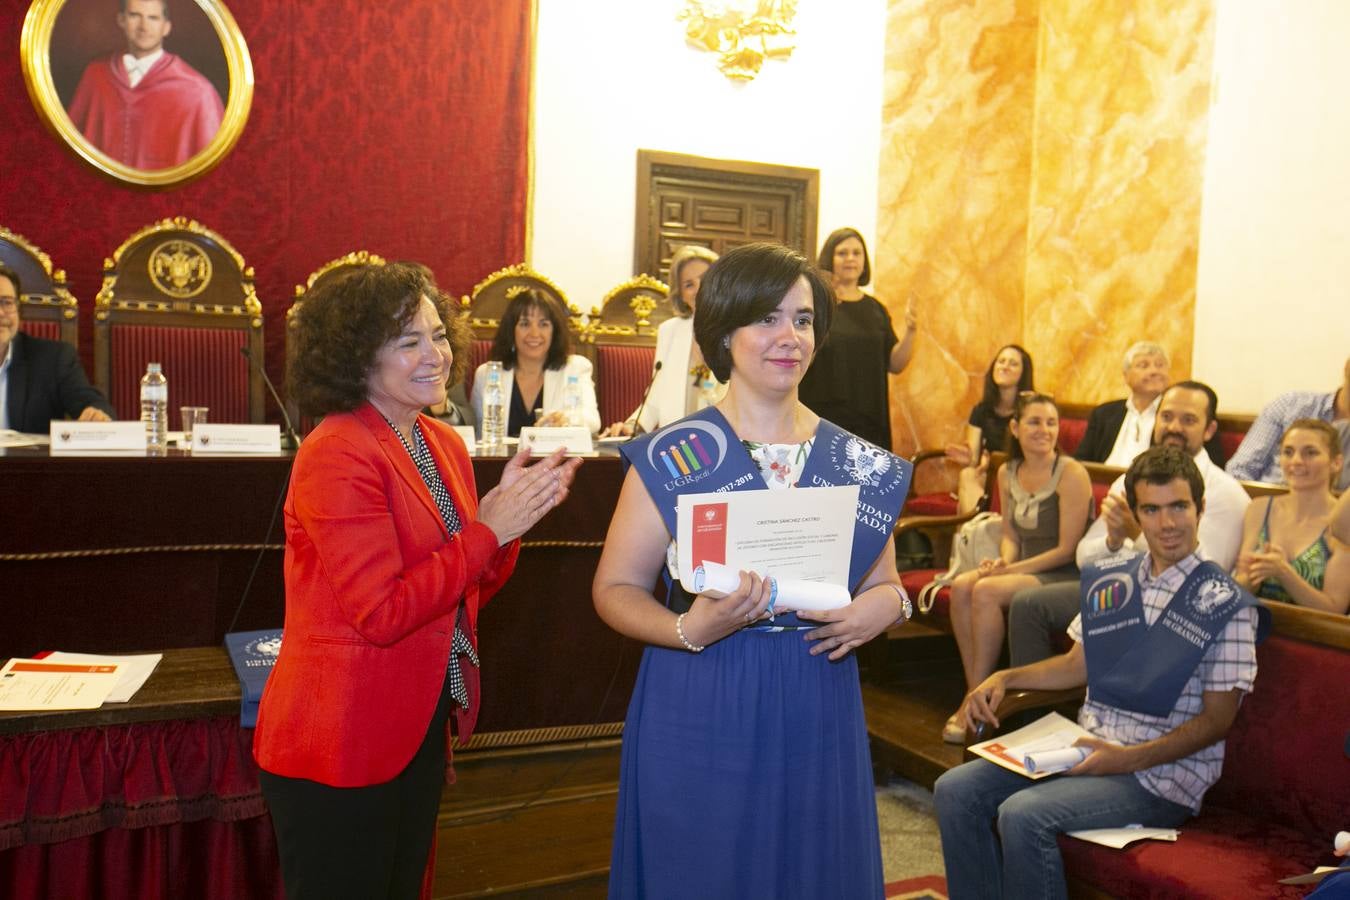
[254,262,579,898]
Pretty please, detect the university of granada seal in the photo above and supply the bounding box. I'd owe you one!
[148,240,212,298]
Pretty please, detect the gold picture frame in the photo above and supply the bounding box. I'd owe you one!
[20,0,253,188]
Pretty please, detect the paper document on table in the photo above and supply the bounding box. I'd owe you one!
[0,658,122,710]
[675,484,858,608]
[43,651,162,703]
[1067,826,1179,849]
[0,429,47,448]
[968,712,1094,779]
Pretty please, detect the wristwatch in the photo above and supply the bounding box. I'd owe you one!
[889,583,913,625]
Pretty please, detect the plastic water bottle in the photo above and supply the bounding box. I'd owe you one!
[140,362,168,451]
[481,361,505,451]
[563,374,582,427]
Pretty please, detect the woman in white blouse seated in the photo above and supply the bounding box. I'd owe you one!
[472,288,600,436]
[601,245,724,437]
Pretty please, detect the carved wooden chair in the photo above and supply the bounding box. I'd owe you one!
[93,217,264,422]
[459,264,580,392]
[0,226,78,347]
[580,274,673,428]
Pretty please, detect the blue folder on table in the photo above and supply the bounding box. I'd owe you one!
[223,629,283,727]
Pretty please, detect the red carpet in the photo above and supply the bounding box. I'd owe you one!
[884,874,948,898]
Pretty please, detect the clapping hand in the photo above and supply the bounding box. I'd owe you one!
[904,294,918,333]
[1242,543,1289,585]
[1101,493,1141,550]
[477,446,581,545]
[600,420,636,438]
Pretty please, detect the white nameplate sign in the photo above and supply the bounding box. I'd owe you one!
[192,423,282,453]
[451,425,477,450]
[518,426,594,456]
[50,420,146,451]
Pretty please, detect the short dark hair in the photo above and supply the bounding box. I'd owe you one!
[693,243,834,383]
[490,288,572,371]
[1124,445,1205,513]
[287,262,467,417]
[817,227,871,287]
[1164,379,1218,426]
[0,262,20,297]
[1007,392,1058,463]
[980,344,1035,408]
[121,0,170,18]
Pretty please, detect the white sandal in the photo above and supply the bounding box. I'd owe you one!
[942,714,966,744]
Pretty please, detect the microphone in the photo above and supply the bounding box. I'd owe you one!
[626,360,662,442]
[240,346,302,449]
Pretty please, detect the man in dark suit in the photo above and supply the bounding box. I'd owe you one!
[1074,341,1169,466]
[0,263,113,432]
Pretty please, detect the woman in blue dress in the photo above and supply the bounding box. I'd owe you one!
[593,243,913,898]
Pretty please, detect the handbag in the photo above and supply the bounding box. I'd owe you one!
[916,512,1002,613]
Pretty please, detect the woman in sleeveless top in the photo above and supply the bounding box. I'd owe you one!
[593,244,909,897]
[944,393,1093,742]
[1235,419,1348,613]
[944,344,1036,514]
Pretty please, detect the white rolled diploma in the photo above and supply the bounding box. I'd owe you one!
[1024,745,1090,775]
[682,562,851,611]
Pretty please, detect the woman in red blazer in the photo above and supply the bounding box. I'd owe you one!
[253,263,579,899]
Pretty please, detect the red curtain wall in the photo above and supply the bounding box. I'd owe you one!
[0,1,532,419]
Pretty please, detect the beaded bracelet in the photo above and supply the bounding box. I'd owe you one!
[675,612,705,653]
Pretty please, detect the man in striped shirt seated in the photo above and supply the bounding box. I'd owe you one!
[934,446,1260,900]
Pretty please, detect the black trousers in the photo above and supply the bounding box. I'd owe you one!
[259,682,454,900]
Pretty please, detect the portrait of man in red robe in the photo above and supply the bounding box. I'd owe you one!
[67,0,225,170]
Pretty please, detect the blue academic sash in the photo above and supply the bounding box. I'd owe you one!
[620,407,912,620]
[1079,553,1258,717]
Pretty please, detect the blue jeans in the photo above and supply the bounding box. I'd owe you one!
[934,759,1191,900]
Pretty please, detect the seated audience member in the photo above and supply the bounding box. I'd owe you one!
[1227,356,1350,485]
[944,393,1093,742]
[936,446,1260,900]
[427,380,475,428]
[1008,381,1251,666]
[1074,341,1169,466]
[1326,490,1350,616]
[1235,419,1348,614]
[1337,420,1350,491]
[471,288,600,437]
[0,263,112,431]
[601,245,722,436]
[946,344,1035,513]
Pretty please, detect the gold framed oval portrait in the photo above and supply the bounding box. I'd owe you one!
[20,0,253,188]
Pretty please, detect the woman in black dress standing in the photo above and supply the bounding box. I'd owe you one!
[798,227,915,449]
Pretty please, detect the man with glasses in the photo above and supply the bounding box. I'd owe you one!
[0,263,113,432]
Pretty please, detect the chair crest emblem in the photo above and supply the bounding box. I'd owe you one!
[148,240,213,299]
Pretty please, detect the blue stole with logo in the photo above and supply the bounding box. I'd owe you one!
[1079,552,1258,717]
[620,407,912,620]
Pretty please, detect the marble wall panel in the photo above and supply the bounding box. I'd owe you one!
[873,0,1040,467]
[1022,0,1215,404]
